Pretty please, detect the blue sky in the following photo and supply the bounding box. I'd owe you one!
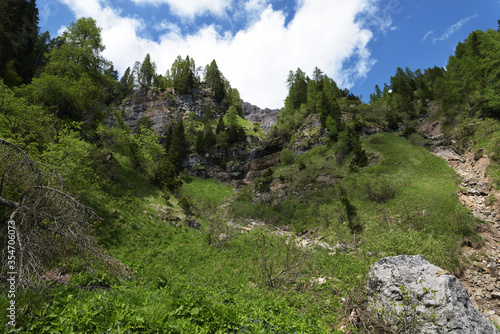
[37,0,500,109]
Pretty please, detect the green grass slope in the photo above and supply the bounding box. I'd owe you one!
[1,132,484,333]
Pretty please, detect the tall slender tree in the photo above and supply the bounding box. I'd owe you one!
[0,0,39,86]
[205,60,226,102]
[168,118,187,170]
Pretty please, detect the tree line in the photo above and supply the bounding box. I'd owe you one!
[369,22,500,122]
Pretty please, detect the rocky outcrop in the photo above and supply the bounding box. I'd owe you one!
[182,139,285,182]
[244,141,284,181]
[366,255,499,333]
[242,101,280,133]
[117,86,226,134]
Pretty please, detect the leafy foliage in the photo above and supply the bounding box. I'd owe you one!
[17,18,115,122]
[279,147,295,165]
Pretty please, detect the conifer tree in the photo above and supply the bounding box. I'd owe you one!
[195,130,205,153]
[226,106,245,145]
[228,88,243,116]
[118,67,134,98]
[216,116,225,134]
[168,117,187,170]
[136,53,156,87]
[0,0,39,86]
[174,55,194,94]
[205,60,226,102]
[204,124,216,151]
[284,68,307,111]
[163,123,174,152]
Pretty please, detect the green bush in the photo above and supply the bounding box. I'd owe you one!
[42,126,101,194]
[402,124,417,138]
[178,195,192,213]
[255,168,274,192]
[152,157,182,191]
[298,160,307,171]
[279,148,295,165]
[408,133,428,147]
[364,176,397,203]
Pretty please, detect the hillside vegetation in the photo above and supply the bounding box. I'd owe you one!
[1,3,500,333]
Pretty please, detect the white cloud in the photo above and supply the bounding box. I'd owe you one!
[433,13,478,43]
[57,0,390,109]
[130,0,232,17]
[422,30,434,42]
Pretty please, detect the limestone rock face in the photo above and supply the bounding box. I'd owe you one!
[181,140,285,182]
[117,86,226,135]
[366,255,499,334]
[242,101,280,133]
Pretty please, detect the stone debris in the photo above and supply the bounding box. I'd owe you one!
[418,118,500,318]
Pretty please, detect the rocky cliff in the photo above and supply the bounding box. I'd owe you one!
[242,101,280,133]
[182,139,285,183]
[116,87,280,136]
[117,86,227,134]
[112,87,287,182]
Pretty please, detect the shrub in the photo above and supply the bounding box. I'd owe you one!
[364,177,398,203]
[255,168,274,192]
[402,124,417,138]
[196,200,233,246]
[352,145,369,167]
[152,157,182,191]
[386,111,400,131]
[261,167,274,178]
[279,148,295,165]
[408,133,428,147]
[298,161,307,170]
[340,192,363,234]
[178,195,191,213]
[135,117,153,134]
[251,228,308,289]
[255,175,273,193]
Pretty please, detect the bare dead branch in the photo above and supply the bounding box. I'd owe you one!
[0,138,125,288]
[0,196,18,208]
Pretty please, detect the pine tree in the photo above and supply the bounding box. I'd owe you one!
[204,125,216,151]
[153,156,182,190]
[205,60,226,102]
[284,68,308,111]
[216,116,225,134]
[118,67,134,99]
[137,53,156,87]
[228,88,243,116]
[0,0,39,86]
[162,123,174,152]
[168,118,187,170]
[174,55,194,94]
[195,130,205,153]
[226,106,245,145]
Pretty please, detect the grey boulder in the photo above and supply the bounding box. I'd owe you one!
[366,255,499,333]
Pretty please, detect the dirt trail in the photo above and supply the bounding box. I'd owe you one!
[420,120,500,321]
